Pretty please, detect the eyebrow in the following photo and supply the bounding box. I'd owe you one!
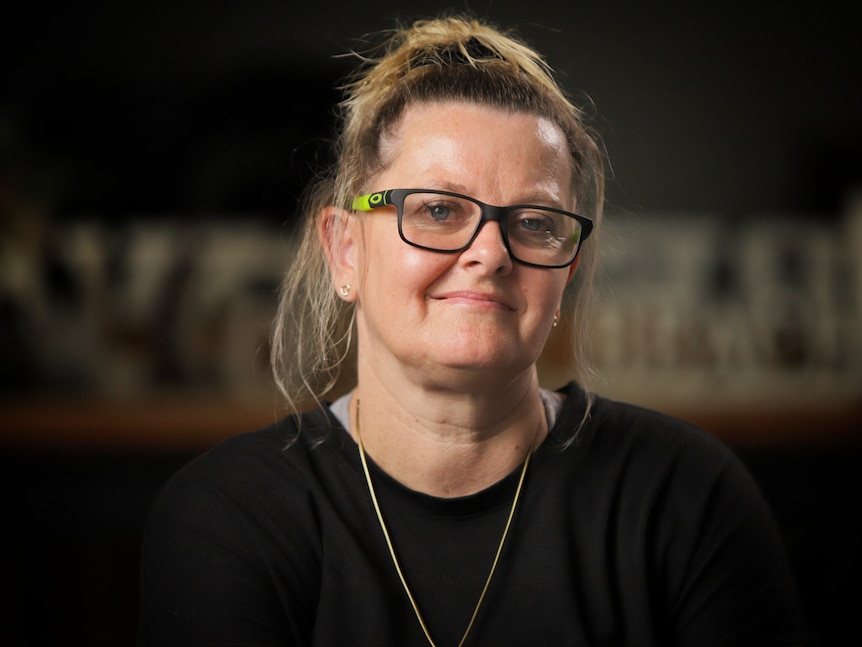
[421,180,470,195]
[415,182,566,208]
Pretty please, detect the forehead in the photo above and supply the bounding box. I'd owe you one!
[376,101,572,192]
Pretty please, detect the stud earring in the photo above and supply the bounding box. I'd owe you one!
[552,313,559,328]
[340,284,351,297]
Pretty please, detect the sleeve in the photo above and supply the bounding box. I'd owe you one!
[137,442,317,646]
[661,434,813,647]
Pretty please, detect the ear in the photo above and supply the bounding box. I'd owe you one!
[319,206,359,301]
[565,255,581,284]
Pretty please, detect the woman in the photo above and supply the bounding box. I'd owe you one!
[139,16,810,646]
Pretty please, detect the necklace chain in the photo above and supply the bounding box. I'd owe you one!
[354,398,534,647]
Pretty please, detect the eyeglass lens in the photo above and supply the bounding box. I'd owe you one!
[399,192,582,267]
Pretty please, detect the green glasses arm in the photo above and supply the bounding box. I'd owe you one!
[352,190,392,212]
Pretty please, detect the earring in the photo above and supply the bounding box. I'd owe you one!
[340,284,351,297]
[552,313,559,328]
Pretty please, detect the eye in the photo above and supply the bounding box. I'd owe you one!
[518,217,546,232]
[426,202,454,221]
[514,211,556,235]
[416,197,472,226]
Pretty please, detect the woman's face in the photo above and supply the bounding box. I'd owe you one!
[347,101,578,387]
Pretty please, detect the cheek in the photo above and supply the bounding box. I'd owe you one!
[519,271,569,319]
[401,247,443,276]
[365,242,451,303]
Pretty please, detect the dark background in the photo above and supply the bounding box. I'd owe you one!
[3,0,861,220]
[2,1,860,645]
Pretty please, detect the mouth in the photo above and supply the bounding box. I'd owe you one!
[432,290,516,311]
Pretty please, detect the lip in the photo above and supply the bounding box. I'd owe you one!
[431,290,516,311]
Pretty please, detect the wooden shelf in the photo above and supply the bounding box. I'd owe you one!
[2,392,860,452]
[0,394,284,452]
[664,401,862,449]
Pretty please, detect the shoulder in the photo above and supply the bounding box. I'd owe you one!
[139,405,350,642]
[551,383,757,507]
[593,395,729,461]
[550,385,809,641]
[147,404,351,535]
[552,386,790,595]
[556,382,731,462]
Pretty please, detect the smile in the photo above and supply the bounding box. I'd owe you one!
[432,290,515,311]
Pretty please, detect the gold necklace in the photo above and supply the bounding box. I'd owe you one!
[354,398,534,647]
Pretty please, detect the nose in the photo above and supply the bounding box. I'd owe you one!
[459,221,513,274]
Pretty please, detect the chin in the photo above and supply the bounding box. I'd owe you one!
[428,348,537,380]
[409,323,546,379]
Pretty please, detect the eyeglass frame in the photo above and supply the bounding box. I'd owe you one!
[351,188,594,269]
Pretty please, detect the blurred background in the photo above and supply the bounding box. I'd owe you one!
[1,0,860,644]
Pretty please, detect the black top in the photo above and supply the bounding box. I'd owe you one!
[139,383,811,646]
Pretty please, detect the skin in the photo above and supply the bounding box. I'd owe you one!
[323,100,579,497]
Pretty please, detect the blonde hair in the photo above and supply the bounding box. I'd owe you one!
[271,15,605,417]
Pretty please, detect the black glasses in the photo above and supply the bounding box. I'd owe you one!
[352,189,593,268]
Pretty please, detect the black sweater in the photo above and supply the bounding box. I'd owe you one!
[139,383,810,646]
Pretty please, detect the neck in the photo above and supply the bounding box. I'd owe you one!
[350,360,547,498]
